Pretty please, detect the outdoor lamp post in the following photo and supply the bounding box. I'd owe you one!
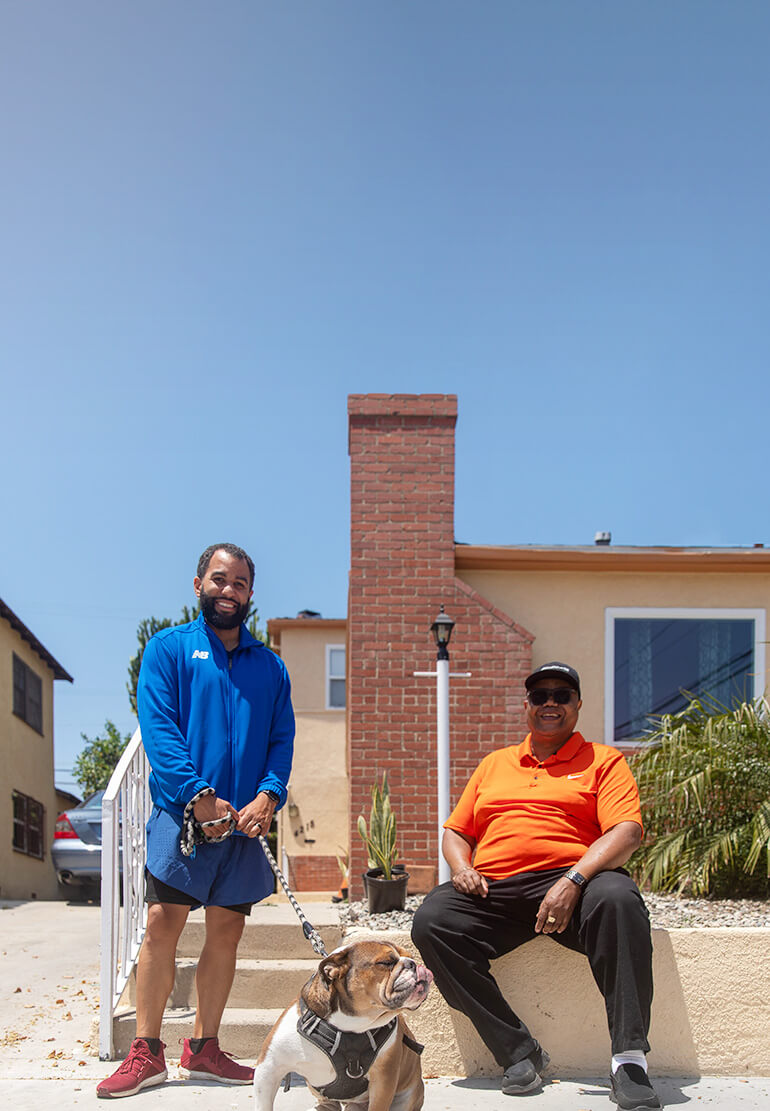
[415,606,471,885]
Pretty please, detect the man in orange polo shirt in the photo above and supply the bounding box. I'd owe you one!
[412,663,659,1111]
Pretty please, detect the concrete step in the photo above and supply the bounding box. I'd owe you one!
[177,903,342,960]
[113,1006,284,1061]
[126,958,318,1009]
[112,901,341,1060]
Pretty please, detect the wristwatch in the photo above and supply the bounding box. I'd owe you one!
[565,868,587,889]
[264,789,281,804]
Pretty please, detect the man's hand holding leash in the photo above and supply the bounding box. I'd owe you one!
[237,791,277,838]
[193,793,239,838]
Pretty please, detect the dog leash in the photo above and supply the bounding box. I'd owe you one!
[256,830,329,957]
[179,791,329,958]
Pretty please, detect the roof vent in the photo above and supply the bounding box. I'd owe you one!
[594,531,611,546]
[297,609,322,619]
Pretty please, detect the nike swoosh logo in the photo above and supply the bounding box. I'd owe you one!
[567,773,583,779]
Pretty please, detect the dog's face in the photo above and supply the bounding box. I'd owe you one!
[302,940,433,1026]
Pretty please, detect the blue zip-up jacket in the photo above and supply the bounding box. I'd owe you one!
[137,615,295,817]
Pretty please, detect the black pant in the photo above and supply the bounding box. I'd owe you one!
[411,867,652,1068]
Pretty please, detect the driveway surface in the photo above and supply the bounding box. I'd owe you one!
[2,899,769,1110]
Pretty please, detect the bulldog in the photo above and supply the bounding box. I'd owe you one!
[253,939,433,1111]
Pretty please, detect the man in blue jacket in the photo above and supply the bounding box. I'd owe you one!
[98,543,295,1099]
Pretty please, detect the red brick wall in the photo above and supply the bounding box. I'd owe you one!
[347,394,534,898]
[287,854,342,894]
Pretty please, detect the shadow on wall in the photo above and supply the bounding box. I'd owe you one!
[648,930,699,1076]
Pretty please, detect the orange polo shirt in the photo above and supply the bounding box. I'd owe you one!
[445,732,643,880]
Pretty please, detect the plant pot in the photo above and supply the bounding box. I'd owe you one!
[362,868,409,913]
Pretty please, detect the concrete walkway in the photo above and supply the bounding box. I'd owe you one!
[2,900,769,1110]
[4,1074,770,1110]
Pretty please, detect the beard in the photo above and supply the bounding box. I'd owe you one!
[199,589,250,631]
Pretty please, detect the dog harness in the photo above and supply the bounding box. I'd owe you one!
[295,999,423,1101]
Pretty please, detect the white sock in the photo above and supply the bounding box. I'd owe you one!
[612,1051,647,1075]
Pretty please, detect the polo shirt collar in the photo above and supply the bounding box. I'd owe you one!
[520,731,586,765]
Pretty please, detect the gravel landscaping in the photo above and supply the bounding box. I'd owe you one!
[341,892,770,934]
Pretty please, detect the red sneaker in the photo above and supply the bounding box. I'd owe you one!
[96,1039,167,1099]
[180,1037,253,1084]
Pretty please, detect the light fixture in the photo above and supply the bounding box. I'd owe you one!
[430,605,455,659]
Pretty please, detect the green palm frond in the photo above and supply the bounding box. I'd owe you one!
[630,696,770,898]
[744,799,770,876]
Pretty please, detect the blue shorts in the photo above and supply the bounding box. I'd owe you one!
[145,806,274,908]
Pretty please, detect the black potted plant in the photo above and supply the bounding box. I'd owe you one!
[357,773,409,913]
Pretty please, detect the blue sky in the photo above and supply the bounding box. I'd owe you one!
[2,2,769,792]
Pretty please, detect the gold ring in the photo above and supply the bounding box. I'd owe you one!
[546,915,556,924]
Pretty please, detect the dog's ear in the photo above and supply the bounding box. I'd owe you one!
[319,950,349,983]
[301,948,350,1015]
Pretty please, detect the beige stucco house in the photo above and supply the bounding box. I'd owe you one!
[456,542,770,750]
[1,597,73,900]
[267,613,347,895]
[270,542,770,893]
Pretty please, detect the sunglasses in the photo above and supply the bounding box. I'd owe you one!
[527,687,576,706]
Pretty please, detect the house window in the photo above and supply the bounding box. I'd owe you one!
[605,608,766,745]
[12,790,45,859]
[326,644,346,709]
[13,654,43,734]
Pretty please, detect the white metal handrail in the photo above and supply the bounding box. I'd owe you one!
[99,727,152,1060]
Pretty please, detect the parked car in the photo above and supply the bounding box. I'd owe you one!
[52,790,121,898]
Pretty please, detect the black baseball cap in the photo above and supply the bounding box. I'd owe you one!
[525,662,581,697]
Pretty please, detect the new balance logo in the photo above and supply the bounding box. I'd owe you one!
[192,650,209,660]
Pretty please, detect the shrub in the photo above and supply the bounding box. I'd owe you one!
[629,696,770,898]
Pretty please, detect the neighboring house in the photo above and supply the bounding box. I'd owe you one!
[1,598,73,900]
[55,788,82,813]
[267,613,347,894]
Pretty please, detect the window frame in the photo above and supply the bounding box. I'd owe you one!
[12,789,45,860]
[12,653,43,734]
[604,606,766,748]
[325,643,346,710]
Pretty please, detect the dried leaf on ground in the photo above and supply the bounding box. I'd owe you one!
[1,1031,28,1046]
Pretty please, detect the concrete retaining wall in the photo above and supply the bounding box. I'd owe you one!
[347,927,770,1078]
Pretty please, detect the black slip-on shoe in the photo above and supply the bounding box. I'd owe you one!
[501,1045,551,1095]
[610,1064,661,1110]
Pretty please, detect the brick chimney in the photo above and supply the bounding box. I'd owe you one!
[347,394,533,897]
